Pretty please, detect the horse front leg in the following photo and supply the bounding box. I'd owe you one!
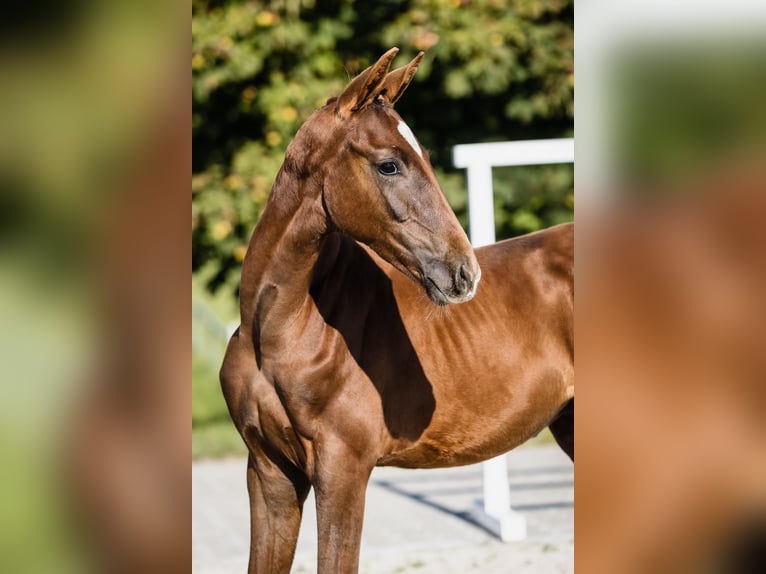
[313,442,374,574]
[246,452,310,574]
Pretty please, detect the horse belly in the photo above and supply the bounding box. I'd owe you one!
[377,365,571,469]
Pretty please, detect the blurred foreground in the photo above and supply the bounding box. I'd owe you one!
[577,169,766,573]
[576,2,766,572]
[0,1,189,572]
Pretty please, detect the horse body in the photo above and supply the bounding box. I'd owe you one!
[220,48,573,573]
[302,228,573,470]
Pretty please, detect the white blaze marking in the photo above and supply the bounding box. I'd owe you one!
[397,120,423,158]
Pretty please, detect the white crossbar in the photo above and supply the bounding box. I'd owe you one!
[454,139,574,249]
[452,138,574,541]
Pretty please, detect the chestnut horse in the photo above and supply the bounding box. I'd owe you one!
[220,48,574,573]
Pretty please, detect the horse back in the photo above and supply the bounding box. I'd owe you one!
[478,221,573,303]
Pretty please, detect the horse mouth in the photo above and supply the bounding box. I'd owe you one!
[424,273,479,306]
[424,277,450,306]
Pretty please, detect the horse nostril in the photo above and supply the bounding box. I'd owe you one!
[459,263,471,283]
[456,263,473,294]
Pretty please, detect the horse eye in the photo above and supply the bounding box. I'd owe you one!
[377,161,400,176]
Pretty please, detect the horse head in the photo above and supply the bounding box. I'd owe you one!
[313,48,481,305]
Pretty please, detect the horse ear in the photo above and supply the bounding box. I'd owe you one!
[377,51,425,106]
[337,47,399,118]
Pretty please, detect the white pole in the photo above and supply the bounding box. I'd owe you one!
[453,138,573,541]
[464,163,495,248]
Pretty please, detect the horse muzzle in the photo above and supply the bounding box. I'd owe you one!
[422,257,481,306]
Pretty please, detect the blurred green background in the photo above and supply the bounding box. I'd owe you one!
[192,0,574,458]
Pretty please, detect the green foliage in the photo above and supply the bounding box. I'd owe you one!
[382,0,573,121]
[492,164,574,238]
[192,355,246,459]
[192,0,573,295]
[191,278,246,458]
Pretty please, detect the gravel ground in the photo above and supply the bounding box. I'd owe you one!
[193,444,573,573]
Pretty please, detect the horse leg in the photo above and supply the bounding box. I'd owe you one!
[549,398,574,461]
[246,451,310,574]
[313,444,374,573]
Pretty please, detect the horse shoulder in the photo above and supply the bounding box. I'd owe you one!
[474,224,574,364]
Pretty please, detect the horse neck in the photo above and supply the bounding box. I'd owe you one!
[239,164,327,342]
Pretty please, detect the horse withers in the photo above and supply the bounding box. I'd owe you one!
[220,47,574,573]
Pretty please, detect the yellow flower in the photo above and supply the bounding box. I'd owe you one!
[225,174,244,190]
[255,11,279,27]
[265,131,282,147]
[192,53,205,70]
[281,106,298,122]
[234,245,248,262]
[251,176,268,203]
[211,220,233,240]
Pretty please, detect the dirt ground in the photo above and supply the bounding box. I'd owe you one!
[192,444,573,574]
